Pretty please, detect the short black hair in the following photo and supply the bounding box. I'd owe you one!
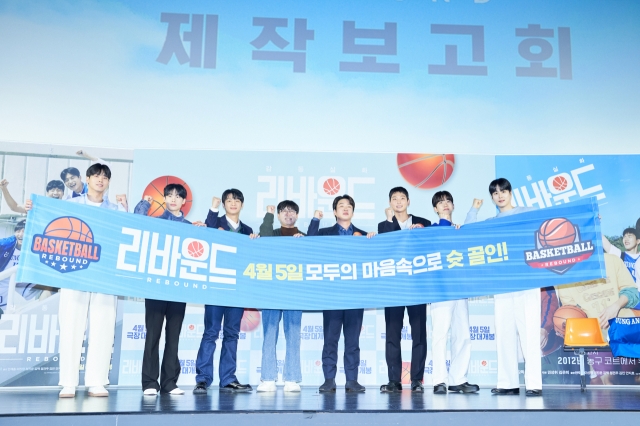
[489,178,512,195]
[432,191,454,207]
[332,194,355,212]
[86,163,112,180]
[46,180,65,192]
[623,227,639,239]
[14,220,26,232]
[60,167,80,181]
[222,188,244,204]
[277,200,299,214]
[164,183,187,199]
[388,187,409,201]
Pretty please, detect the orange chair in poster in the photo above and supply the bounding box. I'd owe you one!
[563,318,610,392]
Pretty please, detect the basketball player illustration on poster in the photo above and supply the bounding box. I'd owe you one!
[544,254,640,385]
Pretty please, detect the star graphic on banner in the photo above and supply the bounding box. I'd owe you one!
[79,265,83,269]
[51,262,56,267]
[71,265,76,270]
[60,264,67,271]
[45,260,48,264]
[579,158,585,163]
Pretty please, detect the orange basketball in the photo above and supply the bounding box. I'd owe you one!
[141,176,193,218]
[43,217,93,243]
[323,178,341,196]
[553,305,587,337]
[538,218,576,247]
[552,175,568,191]
[187,240,205,259]
[240,309,261,332]
[397,154,455,189]
[401,361,412,385]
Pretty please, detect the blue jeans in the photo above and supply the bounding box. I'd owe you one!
[195,305,244,387]
[260,309,302,382]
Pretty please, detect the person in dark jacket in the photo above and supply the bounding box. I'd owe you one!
[194,189,256,394]
[256,200,304,392]
[378,187,430,393]
[134,183,192,396]
[307,194,375,393]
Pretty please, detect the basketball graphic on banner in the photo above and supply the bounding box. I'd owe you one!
[397,154,455,189]
[323,178,341,195]
[240,309,261,332]
[187,240,205,258]
[552,175,569,191]
[538,218,577,247]
[44,217,94,242]
[141,175,193,218]
[553,305,588,337]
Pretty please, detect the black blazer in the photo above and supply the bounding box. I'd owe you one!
[307,220,367,236]
[377,215,431,234]
[205,210,254,235]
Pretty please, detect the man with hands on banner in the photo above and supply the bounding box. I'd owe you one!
[194,189,256,395]
[254,201,304,393]
[307,194,374,393]
[429,191,479,395]
[26,163,128,398]
[377,187,430,393]
[465,178,542,397]
[134,184,194,396]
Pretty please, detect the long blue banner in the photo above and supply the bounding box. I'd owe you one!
[17,196,605,310]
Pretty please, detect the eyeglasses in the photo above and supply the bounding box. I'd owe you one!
[279,209,297,214]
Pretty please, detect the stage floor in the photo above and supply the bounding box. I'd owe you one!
[2,386,639,425]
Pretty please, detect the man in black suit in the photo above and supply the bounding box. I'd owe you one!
[378,187,431,393]
[307,194,375,393]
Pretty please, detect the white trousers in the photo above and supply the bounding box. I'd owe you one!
[58,289,117,387]
[494,289,542,390]
[430,299,471,386]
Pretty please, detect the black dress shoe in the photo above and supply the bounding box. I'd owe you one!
[433,383,447,394]
[319,378,336,393]
[220,381,252,393]
[345,380,366,393]
[380,381,402,393]
[448,382,480,393]
[525,389,542,397]
[193,382,208,394]
[411,380,424,393]
[491,387,519,395]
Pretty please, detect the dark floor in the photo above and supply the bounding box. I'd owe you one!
[0,386,639,417]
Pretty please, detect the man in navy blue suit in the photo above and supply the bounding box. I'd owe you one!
[378,187,431,393]
[194,189,257,394]
[307,194,375,393]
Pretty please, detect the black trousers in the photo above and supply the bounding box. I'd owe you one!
[322,309,364,381]
[384,304,427,382]
[141,299,186,392]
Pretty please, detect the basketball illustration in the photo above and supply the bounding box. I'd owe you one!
[401,361,412,385]
[240,309,261,332]
[552,175,569,191]
[43,217,93,243]
[187,240,205,259]
[538,218,577,247]
[397,154,455,189]
[141,175,193,218]
[553,305,587,337]
[323,178,341,196]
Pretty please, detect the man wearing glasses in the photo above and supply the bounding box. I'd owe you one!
[254,201,305,392]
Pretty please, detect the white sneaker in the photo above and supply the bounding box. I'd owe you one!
[257,380,277,392]
[88,386,109,397]
[169,388,185,395]
[59,386,76,398]
[143,388,158,396]
[284,381,301,392]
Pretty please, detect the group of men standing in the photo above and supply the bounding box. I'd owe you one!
[22,163,548,398]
